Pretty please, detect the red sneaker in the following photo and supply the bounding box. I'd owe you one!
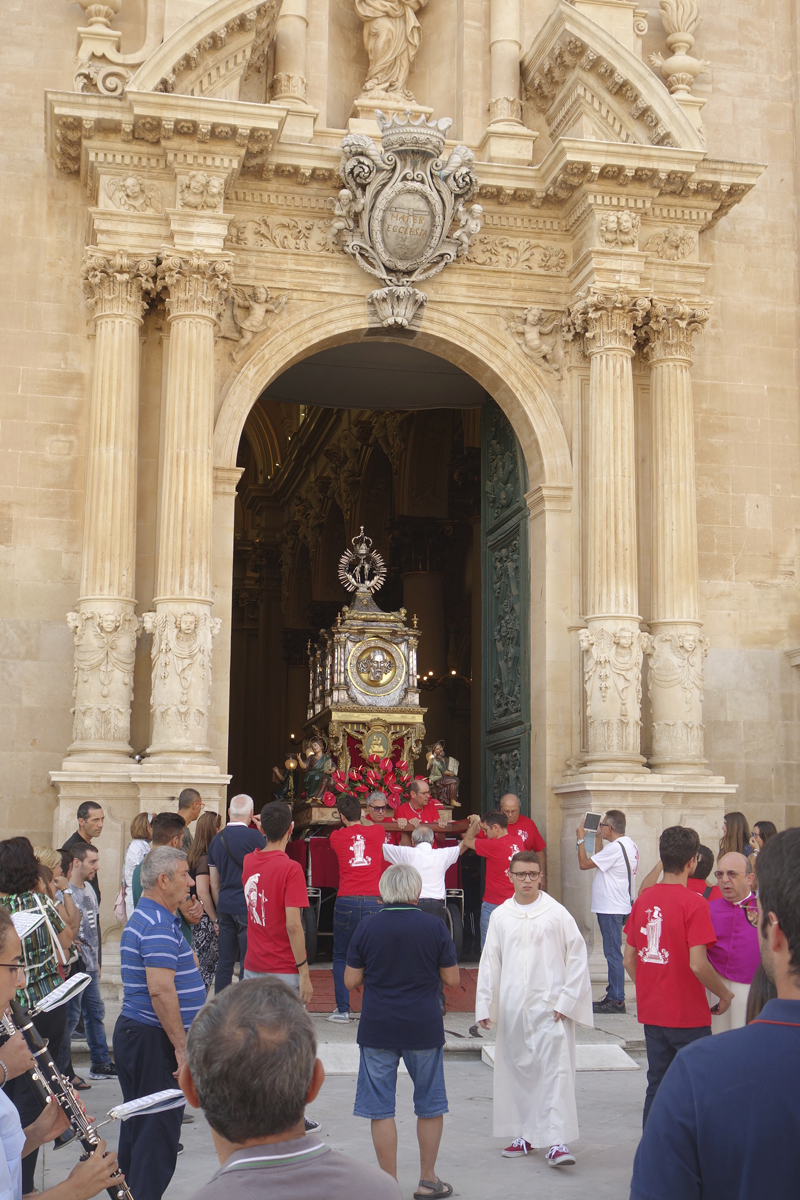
[546,1144,576,1167]
[502,1138,535,1158]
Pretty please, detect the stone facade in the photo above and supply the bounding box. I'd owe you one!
[1,0,799,939]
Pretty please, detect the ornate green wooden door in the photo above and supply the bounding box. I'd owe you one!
[481,401,531,812]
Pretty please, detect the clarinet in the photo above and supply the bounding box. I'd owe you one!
[3,999,133,1200]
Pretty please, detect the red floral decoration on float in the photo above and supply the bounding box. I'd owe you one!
[329,755,415,810]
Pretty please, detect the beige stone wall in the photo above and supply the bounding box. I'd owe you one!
[0,0,92,844]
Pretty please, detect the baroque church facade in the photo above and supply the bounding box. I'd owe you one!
[2,0,798,939]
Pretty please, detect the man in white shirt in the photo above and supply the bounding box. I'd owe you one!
[383,819,478,1012]
[575,809,639,1015]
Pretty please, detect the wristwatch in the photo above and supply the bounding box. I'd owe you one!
[576,841,584,849]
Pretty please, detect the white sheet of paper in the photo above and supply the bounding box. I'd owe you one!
[108,1090,186,1121]
[10,912,46,939]
[35,973,92,1012]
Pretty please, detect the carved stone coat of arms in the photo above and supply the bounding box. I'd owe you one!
[330,110,483,327]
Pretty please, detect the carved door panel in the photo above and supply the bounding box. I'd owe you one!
[481,401,531,811]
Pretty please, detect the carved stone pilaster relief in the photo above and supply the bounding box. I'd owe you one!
[565,289,650,356]
[488,96,523,124]
[579,623,649,757]
[157,253,232,320]
[67,608,141,752]
[143,609,221,752]
[644,628,710,765]
[82,249,157,320]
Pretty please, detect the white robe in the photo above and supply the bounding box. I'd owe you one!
[475,893,594,1147]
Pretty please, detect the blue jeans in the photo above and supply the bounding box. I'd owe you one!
[354,1046,448,1120]
[243,969,300,993]
[215,911,248,993]
[597,912,627,1004]
[643,1024,711,1126]
[333,895,382,1012]
[480,901,499,949]
[67,968,110,1068]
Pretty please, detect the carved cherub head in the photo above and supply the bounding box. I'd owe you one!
[614,628,633,649]
[122,175,143,199]
[179,612,198,635]
[618,211,634,235]
[188,172,208,196]
[100,612,119,633]
[524,307,543,325]
[679,633,697,653]
[206,176,224,203]
[251,285,269,302]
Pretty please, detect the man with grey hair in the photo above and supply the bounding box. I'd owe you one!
[208,794,265,992]
[114,846,206,1200]
[178,978,402,1200]
[345,864,459,1198]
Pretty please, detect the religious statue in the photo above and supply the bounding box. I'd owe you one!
[355,0,428,101]
[273,733,335,802]
[427,740,460,806]
[506,307,562,377]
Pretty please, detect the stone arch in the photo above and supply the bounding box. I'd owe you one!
[214,300,571,492]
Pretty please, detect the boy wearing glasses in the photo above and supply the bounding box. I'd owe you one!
[475,850,593,1169]
[706,852,760,1032]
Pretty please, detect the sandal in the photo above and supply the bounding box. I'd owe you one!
[413,1181,453,1199]
[71,1075,91,1091]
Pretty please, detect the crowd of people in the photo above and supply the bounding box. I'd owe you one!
[0,793,797,1200]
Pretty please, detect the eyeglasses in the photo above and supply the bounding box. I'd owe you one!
[509,871,541,881]
[0,962,27,980]
[369,805,388,812]
[714,871,745,881]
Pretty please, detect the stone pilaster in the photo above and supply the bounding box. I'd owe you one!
[641,299,711,772]
[567,290,651,770]
[143,252,231,761]
[65,249,156,762]
[272,0,308,104]
[478,0,537,165]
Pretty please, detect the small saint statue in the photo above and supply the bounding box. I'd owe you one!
[272,733,334,803]
[427,740,460,807]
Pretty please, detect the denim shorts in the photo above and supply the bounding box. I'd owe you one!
[354,1046,448,1120]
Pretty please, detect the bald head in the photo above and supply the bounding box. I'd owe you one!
[500,794,521,823]
[717,851,754,903]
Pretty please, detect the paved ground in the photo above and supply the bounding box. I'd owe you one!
[37,1056,647,1200]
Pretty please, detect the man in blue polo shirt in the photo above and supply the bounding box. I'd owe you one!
[345,863,459,1199]
[208,793,265,992]
[114,846,206,1200]
[630,828,800,1200]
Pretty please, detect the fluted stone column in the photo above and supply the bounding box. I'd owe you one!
[568,290,651,771]
[272,0,309,105]
[65,250,156,762]
[143,253,231,762]
[642,300,711,773]
[488,0,523,124]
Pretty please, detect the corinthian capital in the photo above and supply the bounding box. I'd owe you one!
[82,249,157,320]
[564,289,651,356]
[639,299,711,363]
[157,252,232,320]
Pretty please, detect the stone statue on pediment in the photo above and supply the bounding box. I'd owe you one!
[355,0,428,101]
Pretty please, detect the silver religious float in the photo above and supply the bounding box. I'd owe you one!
[298,528,429,824]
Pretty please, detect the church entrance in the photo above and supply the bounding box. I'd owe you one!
[225,340,531,954]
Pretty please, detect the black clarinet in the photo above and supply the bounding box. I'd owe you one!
[3,999,133,1200]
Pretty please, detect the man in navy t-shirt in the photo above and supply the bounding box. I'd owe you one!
[208,794,265,993]
[345,863,459,1199]
[630,828,800,1200]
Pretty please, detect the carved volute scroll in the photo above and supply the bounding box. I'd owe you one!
[481,401,530,809]
[157,252,232,320]
[82,249,157,321]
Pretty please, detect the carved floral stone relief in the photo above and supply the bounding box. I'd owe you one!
[466,235,567,273]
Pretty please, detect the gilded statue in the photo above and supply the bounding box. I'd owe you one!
[355,0,428,101]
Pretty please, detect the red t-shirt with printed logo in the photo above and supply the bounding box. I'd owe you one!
[474,834,529,904]
[242,849,309,975]
[625,883,717,1027]
[330,823,386,897]
[477,815,546,853]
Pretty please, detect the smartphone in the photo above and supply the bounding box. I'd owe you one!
[583,811,602,833]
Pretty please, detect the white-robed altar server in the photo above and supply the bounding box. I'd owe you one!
[475,849,594,1169]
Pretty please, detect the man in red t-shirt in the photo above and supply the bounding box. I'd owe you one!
[472,810,529,949]
[624,825,735,1127]
[242,801,311,1006]
[477,794,548,887]
[364,789,401,846]
[327,793,387,1023]
[393,778,447,834]
[638,843,722,903]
